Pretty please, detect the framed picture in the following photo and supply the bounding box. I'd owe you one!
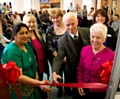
[40,0,50,4]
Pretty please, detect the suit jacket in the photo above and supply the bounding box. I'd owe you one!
[52,27,90,82]
[106,26,117,51]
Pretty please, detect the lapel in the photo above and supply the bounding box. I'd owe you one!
[66,31,78,56]
[78,27,89,45]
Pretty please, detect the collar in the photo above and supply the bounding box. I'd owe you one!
[69,31,78,38]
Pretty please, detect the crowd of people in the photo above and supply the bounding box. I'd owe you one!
[0,0,119,99]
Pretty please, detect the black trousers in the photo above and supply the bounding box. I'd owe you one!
[38,72,48,99]
[79,88,106,99]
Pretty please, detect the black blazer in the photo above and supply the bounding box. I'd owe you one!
[52,27,90,82]
[106,26,117,51]
[28,30,49,79]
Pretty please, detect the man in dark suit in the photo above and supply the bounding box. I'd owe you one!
[52,12,90,99]
[103,0,108,13]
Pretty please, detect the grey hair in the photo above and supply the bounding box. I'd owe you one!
[62,12,77,23]
[23,14,42,39]
[90,23,108,39]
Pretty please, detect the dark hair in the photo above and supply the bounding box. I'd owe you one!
[93,9,109,25]
[91,7,94,10]
[11,22,29,41]
[114,14,119,18]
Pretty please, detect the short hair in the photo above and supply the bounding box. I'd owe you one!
[49,8,63,18]
[62,12,77,23]
[11,22,29,41]
[93,9,109,25]
[90,23,108,39]
[23,14,41,39]
[114,14,119,18]
[91,7,94,10]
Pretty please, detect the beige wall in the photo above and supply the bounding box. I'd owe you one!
[100,0,120,14]
[116,0,120,14]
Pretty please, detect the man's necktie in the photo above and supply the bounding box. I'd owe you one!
[74,35,78,42]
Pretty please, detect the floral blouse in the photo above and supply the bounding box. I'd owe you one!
[46,24,64,54]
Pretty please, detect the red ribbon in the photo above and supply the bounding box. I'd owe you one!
[37,81,108,89]
[99,60,113,84]
[2,61,20,83]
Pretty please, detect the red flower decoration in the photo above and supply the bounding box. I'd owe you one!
[99,60,113,84]
[2,61,20,83]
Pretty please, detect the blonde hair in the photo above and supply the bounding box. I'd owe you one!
[49,8,63,19]
[23,14,42,39]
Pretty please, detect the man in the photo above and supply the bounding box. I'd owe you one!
[111,14,120,35]
[103,0,108,13]
[68,2,75,12]
[2,18,12,39]
[52,12,90,99]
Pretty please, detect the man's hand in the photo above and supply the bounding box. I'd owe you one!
[52,72,61,83]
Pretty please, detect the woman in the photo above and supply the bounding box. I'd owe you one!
[77,23,115,99]
[93,9,117,51]
[87,7,94,27]
[23,14,49,99]
[46,8,66,98]
[1,22,51,99]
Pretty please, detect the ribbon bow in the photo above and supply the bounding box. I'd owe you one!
[2,61,20,83]
[99,60,113,84]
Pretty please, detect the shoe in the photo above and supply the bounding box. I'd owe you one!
[57,87,62,98]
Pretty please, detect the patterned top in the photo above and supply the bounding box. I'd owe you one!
[46,24,64,54]
[1,42,41,99]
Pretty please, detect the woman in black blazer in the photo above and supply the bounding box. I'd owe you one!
[23,14,50,99]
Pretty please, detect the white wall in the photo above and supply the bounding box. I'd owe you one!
[0,0,40,13]
[0,0,98,13]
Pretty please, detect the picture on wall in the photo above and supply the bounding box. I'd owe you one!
[40,0,50,4]
[51,2,60,8]
[40,4,50,9]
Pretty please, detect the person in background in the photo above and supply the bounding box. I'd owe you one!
[87,7,95,27]
[5,11,11,21]
[63,10,66,15]
[23,14,50,99]
[93,9,117,51]
[111,14,120,35]
[20,10,26,21]
[68,2,75,12]
[2,18,13,39]
[52,12,90,99]
[11,11,21,25]
[40,10,50,32]
[0,21,10,59]
[103,0,109,13]
[108,13,113,26]
[77,23,114,99]
[75,4,81,16]
[81,5,88,27]
[1,22,51,99]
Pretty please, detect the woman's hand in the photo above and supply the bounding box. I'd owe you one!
[78,88,85,96]
[39,80,52,92]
